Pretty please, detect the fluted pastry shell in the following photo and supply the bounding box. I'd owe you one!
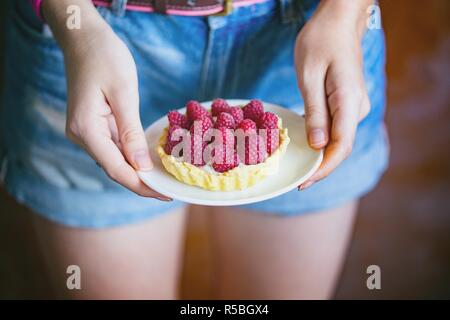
[156,125,290,191]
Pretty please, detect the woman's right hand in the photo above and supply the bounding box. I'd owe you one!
[43,0,171,200]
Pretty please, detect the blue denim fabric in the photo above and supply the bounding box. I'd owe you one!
[0,0,388,227]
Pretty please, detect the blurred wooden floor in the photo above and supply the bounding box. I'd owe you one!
[1,0,449,299]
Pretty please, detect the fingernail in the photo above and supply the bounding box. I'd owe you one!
[309,129,326,147]
[134,149,153,171]
[158,197,172,202]
[298,181,314,191]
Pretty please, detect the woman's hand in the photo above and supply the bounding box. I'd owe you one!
[43,0,171,200]
[295,0,373,189]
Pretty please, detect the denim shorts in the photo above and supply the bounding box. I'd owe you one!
[0,0,389,228]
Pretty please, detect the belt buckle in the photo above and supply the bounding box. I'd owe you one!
[213,0,233,16]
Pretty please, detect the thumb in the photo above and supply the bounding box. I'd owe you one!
[108,87,153,171]
[298,68,330,150]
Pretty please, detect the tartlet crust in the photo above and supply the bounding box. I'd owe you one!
[157,122,290,191]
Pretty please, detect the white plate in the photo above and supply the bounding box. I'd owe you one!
[138,99,323,206]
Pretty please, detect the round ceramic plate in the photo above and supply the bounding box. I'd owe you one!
[138,99,323,206]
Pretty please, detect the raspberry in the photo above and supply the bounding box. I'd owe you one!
[211,127,234,161]
[167,110,189,129]
[211,98,231,117]
[245,135,261,165]
[214,112,235,129]
[256,112,279,157]
[260,128,280,156]
[190,117,213,138]
[167,125,182,140]
[186,134,207,166]
[237,118,257,132]
[163,142,174,156]
[228,106,244,125]
[242,99,264,122]
[246,134,265,165]
[235,119,264,165]
[216,126,234,148]
[186,100,210,122]
[212,151,239,173]
[258,112,278,129]
[164,125,185,156]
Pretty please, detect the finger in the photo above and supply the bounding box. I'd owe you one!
[300,86,361,189]
[107,85,153,172]
[81,119,171,200]
[106,113,123,152]
[297,65,330,149]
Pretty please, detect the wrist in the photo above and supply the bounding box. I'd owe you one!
[42,0,110,52]
[316,0,374,39]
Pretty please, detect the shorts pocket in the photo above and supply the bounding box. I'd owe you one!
[11,1,58,48]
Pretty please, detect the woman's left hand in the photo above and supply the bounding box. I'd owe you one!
[295,0,373,189]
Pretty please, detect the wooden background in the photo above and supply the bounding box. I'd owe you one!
[0,0,449,299]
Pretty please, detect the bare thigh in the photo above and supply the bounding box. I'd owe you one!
[209,201,358,299]
[32,207,187,299]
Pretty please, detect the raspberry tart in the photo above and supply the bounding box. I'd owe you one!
[156,99,290,191]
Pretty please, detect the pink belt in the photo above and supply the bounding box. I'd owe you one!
[30,0,269,20]
[92,0,268,16]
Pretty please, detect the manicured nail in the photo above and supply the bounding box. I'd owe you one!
[158,197,172,202]
[309,129,326,147]
[298,181,314,190]
[134,149,153,171]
